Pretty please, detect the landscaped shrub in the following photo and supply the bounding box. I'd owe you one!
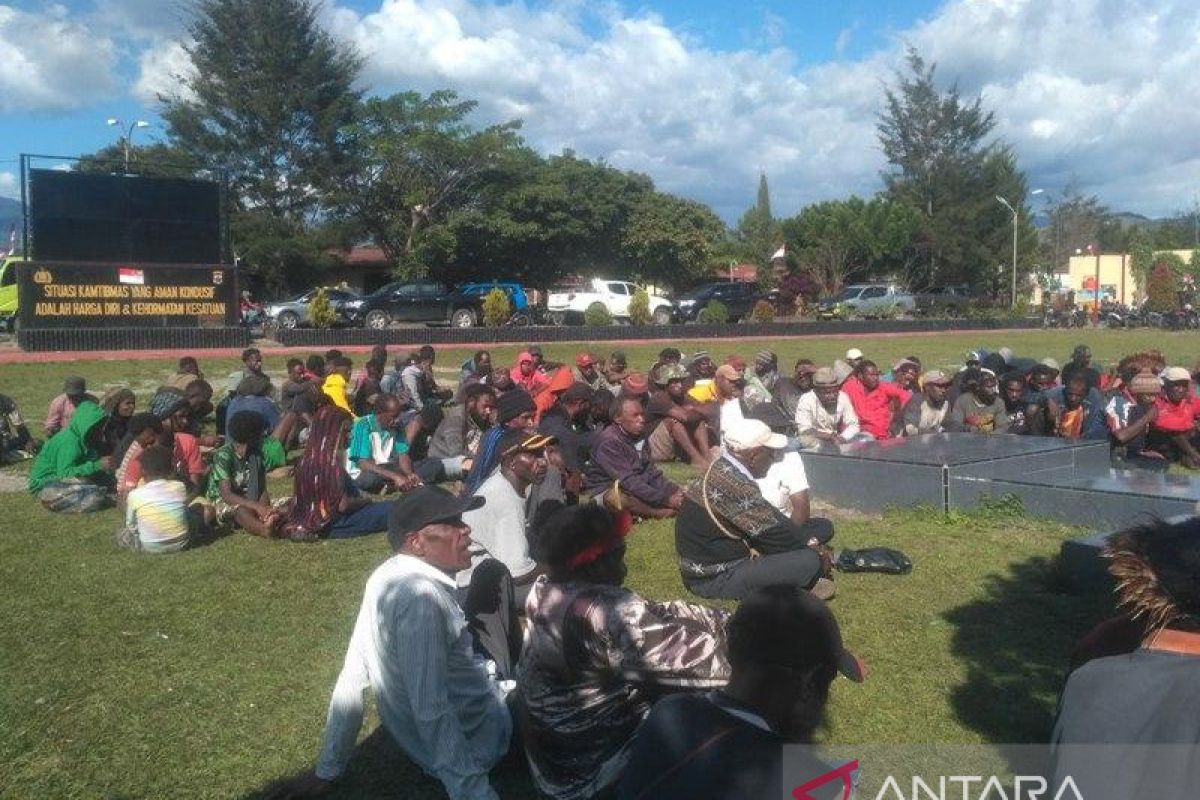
[584,301,613,326]
[481,287,511,327]
[748,299,775,323]
[1146,261,1180,313]
[697,299,729,324]
[628,288,652,325]
[310,288,336,328]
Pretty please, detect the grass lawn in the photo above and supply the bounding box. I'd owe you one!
[0,327,1187,798]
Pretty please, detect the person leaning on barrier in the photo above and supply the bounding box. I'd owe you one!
[794,367,862,447]
[901,370,953,436]
[674,418,834,602]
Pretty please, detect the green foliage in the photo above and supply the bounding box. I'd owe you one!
[748,299,775,323]
[781,196,920,294]
[734,173,783,284]
[584,301,613,326]
[1190,250,1200,279]
[309,287,336,328]
[627,288,652,325]
[1152,251,1187,273]
[1145,261,1180,313]
[481,287,512,327]
[1039,182,1109,273]
[1128,227,1155,279]
[877,48,1035,292]
[621,193,728,287]
[329,90,523,269]
[75,142,199,178]
[697,299,730,324]
[160,0,361,291]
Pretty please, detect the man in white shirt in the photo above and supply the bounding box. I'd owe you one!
[281,488,512,800]
[458,431,554,604]
[794,367,862,448]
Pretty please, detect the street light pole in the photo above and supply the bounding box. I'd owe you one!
[106,118,151,173]
[996,195,1019,308]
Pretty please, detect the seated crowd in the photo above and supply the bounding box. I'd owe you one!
[12,339,1200,798]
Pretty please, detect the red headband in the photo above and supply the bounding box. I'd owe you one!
[565,511,634,570]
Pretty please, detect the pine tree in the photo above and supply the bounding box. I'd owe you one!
[735,173,783,276]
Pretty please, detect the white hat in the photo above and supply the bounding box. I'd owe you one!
[845,347,864,361]
[1162,366,1191,383]
[724,418,788,451]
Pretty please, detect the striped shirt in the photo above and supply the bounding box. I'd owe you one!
[315,554,511,799]
[125,479,189,552]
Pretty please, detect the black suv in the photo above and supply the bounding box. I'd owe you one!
[349,281,451,328]
[673,281,761,322]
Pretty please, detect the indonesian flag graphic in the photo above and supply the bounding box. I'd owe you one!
[118,267,145,285]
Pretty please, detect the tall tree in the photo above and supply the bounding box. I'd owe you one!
[735,173,783,269]
[782,197,920,293]
[328,90,523,276]
[1041,180,1110,272]
[878,47,1019,287]
[160,0,360,290]
[620,192,728,286]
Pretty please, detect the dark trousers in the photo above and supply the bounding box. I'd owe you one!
[682,517,833,601]
[353,458,445,494]
[460,558,522,680]
[326,501,392,539]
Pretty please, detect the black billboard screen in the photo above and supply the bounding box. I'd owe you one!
[29,170,221,264]
[17,261,237,329]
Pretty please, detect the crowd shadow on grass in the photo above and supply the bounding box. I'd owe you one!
[245,728,538,800]
[943,555,1112,744]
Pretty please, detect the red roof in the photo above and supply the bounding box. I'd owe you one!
[332,246,388,266]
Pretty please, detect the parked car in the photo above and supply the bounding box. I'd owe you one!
[546,278,673,325]
[912,285,979,317]
[350,281,452,329]
[264,287,360,329]
[447,282,532,327]
[674,281,761,322]
[816,284,915,319]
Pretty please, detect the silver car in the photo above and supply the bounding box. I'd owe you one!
[264,288,361,329]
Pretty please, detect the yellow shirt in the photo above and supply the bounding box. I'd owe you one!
[322,373,354,416]
[688,380,717,403]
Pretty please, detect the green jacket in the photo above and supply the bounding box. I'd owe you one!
[28,401,107,493]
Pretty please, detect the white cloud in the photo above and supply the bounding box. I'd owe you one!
[128,0,1200,219]
[133,39,194,105]
[0,4,118,112]
[0,171,17,200]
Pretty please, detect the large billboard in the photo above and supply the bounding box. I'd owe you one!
[27,169,223,264]
[17,261,237,329]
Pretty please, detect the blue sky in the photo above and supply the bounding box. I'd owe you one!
[3,0,1200,226]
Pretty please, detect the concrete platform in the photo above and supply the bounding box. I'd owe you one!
[802,433,1109,513]
[951,468,1200,529]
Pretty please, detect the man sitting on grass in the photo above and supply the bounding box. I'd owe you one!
[118,444,212,554]
[794,367,862,447]
[44,375,95,439]
[947,368,1009,434]
[321,356,355,417]
[646,364,714,468]
[585,395,684,519]
[1149,366,1200,467]
[427,383,497,481]
[841,359,910,440]
[902,370,953,435]
[675,418,833,602]
[204,410,285,538]
[280,488,512,800]
[166,356,204,391]
[1106,372,1168,470]
[28,400,114,513]
[0,393,38,462]
[345,394,423,493]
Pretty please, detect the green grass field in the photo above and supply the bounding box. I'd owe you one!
[0,328,1191,798]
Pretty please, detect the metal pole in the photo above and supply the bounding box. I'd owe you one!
[1094,247,1101,325]
[1011,208,1018,308]
[123,133,130,173]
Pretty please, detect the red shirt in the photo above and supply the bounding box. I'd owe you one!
[123,433,204,490]
[1152,395,1200,434]
[842,377,911,439]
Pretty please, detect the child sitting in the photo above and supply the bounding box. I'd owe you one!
[204,410,287,537]
[119,445,210,553]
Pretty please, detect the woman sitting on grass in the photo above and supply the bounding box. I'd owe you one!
[517,503,731,800]
[203,410,287,538]
[282,405,390,542]
[99,387,137,456]
[118,444,213,553]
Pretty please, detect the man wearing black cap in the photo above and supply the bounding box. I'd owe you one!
[286,487,512,800]
[463,389,536,497]
[458,430,554,604]
[619,585,863,800]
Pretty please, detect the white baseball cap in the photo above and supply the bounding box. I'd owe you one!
[845,347,864,361]
[724,418,788,450]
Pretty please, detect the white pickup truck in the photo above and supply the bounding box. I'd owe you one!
[546,278,674,325]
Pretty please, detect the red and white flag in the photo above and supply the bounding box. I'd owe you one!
[118,267,145,285]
